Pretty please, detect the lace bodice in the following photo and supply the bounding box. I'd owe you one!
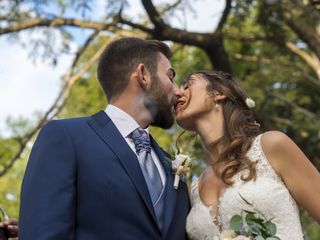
[186,134,304,240]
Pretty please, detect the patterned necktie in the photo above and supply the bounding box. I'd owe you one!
[131,128,164,229]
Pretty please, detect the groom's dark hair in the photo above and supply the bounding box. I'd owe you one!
[97,37,172,101]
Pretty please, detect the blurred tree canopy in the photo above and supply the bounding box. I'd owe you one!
[0,0,319,237]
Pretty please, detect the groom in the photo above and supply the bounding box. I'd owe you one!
[19,37,190,239]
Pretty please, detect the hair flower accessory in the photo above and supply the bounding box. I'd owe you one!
[245,98,255,109]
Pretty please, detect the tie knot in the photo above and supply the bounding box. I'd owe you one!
[131,128,151,154]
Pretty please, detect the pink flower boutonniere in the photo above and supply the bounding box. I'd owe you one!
[170,131,193,190]
[172,153,192,189]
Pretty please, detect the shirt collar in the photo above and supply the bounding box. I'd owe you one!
[105,104,149,138]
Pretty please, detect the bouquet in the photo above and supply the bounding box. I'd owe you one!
[218,194,280,240]
[0,207,9,240]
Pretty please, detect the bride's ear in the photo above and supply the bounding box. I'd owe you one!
[214,93,226,103]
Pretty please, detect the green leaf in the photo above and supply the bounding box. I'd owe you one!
[255,236,265,240]
[250,224,262,236]
[243,209,256,215]
[246,212,257,223]
[266,221,277,236]
[230,214,243,231]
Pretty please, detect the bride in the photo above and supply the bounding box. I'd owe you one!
[174,70,320,239]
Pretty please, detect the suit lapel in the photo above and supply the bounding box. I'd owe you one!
[87,111,159,230]
[150,136,177,239]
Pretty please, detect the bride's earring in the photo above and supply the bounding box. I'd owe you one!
[215,103,220,110]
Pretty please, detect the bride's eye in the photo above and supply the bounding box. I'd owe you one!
[183,82,189,90]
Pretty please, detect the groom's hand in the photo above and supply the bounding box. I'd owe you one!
[0,219,19,240]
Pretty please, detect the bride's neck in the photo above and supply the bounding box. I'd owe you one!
[195,116,224,151]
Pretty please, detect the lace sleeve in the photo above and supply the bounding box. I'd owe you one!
[247,134,283,182]
[190,178,199,207]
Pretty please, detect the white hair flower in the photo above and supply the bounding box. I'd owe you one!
[245,98,255,109]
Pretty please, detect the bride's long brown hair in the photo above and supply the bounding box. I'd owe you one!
[189,70,260,185]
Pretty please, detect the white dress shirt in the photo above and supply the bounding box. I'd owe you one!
[105,104,166,186]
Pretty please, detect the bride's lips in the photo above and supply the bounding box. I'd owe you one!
[174,99,186,112]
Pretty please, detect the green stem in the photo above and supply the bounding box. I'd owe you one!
[175,130,186,154]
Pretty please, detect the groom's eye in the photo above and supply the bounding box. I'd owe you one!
[167,68,176,82]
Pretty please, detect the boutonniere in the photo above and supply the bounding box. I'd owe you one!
[170,131,193,190]
[172,153,192,189]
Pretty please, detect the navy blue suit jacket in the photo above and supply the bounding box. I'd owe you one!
[20,111,190,240]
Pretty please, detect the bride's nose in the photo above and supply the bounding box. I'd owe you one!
[179,85,188,94]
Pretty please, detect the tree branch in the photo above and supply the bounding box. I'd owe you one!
[0,28,148,176]
[0,36,109,177]
[141,0,166,29]
[286,42,320,79]
[138,0,217,47]
[280,0,320,59]
[119,17,153,34]
[269,116,295,127]
[217,0,232,30]
[66,29,100,79]
[224,32,267,42]
[159,0,183,14]
[139,0,231,72]
[233,53,273,64]
[0,17,118,35]
[269,92,320,128]
[119,15,225,55]
[232,53,320,87]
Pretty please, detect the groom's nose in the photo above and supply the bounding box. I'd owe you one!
[173,83,182,98]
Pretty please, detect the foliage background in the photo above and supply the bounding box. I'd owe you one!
[0,0,319,238]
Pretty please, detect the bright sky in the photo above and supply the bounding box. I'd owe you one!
[0,0,225,136]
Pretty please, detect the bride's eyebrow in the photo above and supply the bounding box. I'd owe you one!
[181,79,189,86]
[184,76,196,85]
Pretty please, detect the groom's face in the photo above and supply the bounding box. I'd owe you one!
[144,53,179,129]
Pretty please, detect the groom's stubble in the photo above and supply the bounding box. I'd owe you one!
[144,73,175,129]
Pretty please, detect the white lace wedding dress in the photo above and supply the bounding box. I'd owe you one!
[186,134,304,240]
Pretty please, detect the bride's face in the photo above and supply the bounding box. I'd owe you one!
[175,74,215,131]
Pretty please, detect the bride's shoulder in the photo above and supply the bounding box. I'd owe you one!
[261,130,290,143]
[260,131,295,155]
[260,131,301,175]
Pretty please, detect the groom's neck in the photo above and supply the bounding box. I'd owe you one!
[110,95,152,129]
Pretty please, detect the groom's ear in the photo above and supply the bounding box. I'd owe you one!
[135,63,150,90]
